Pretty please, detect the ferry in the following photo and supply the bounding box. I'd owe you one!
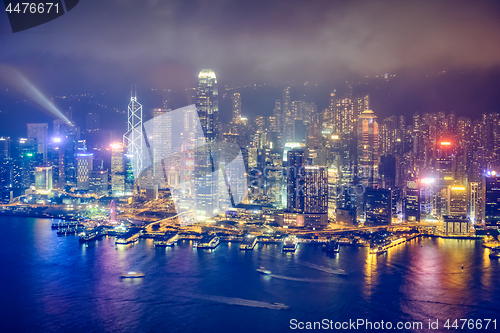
[79,230,103,243]
[116,233,140,245]
[120,272,145,279]
[489,247,500,259]
[197,234,220,249]
[240,236,258,250]
[256,266,272,275]
[282,236,298,252]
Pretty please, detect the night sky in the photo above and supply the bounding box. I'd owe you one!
[1,0,500,134]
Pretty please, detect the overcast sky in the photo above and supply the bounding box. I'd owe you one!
[1,0,500,93]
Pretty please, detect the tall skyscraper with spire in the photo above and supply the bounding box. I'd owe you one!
[194,69,219,220]
[123,87,143,185]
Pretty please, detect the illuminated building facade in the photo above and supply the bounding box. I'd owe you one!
[89,170,108,194]
[76,153,93,190]
[357,110,379,186]
[405,179,420,222]
[365,187,392,226]
[194,69,219,220]
[448,185,467,217]
[124,90,143,179]
[232,92,241,124]
[35,166,52,191]
[111,143,125,195]
[27,123,48,163]
[484,174,500,228]
[286,149,305,213]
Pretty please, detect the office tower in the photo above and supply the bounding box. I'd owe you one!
[194,69,219,220]
[151,108,172,183]
[111,143,125,195]
[327,164,339,220]
[47,137,63,189]
[365,187,392,226]
[232,92,241,124]
[379,154,396,189]
[85,113,100,132]
[357,110,379,186]
[0,137,10,158]
[436,140,453,186]
[0,157,13,190]
[469,182,480,223]
[124,90,143,178]
[27,123,48,163]
[124,153,134,195]
[448,185,467,217]
[484,173,500,228]
[15,138,38,189]
[282,87,294,144]
[264,167,282,207]
[76,153,93,190]
[324,90,336,131]
[405,179,420,222]
[286,149,305,213]
[35,166,52,191]
[196,69,219,143]
[303,166,329,228]
[89,170,108,194]
[307,113,320,150]
[62,135,77,188]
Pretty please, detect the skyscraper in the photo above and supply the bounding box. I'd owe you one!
[196,70,219,143]
[151,108,172,184]
[484,174,500,228]
[357,110,379,186]
[111,143,125,196]
[286,149,305,213]
[76,153,94,190]
[365,187,392,226]
[35,166,52,191]
[194,69,219,220]
[124,89,143,182]
[27,123,48,163]
[232,92,241,124]
[303,166,329,228]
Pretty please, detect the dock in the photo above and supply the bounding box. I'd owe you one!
[197,234,220,249]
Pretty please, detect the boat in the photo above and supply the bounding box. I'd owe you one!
[79,230,102,243]
[325,239,340,253]
[489,247,500,259]
[256,266,272,275]
[120,272,145,279]
[283,236,298,252]
[197,234,220,249]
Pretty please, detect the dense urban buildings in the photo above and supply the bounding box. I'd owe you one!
[1,69,500,233]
